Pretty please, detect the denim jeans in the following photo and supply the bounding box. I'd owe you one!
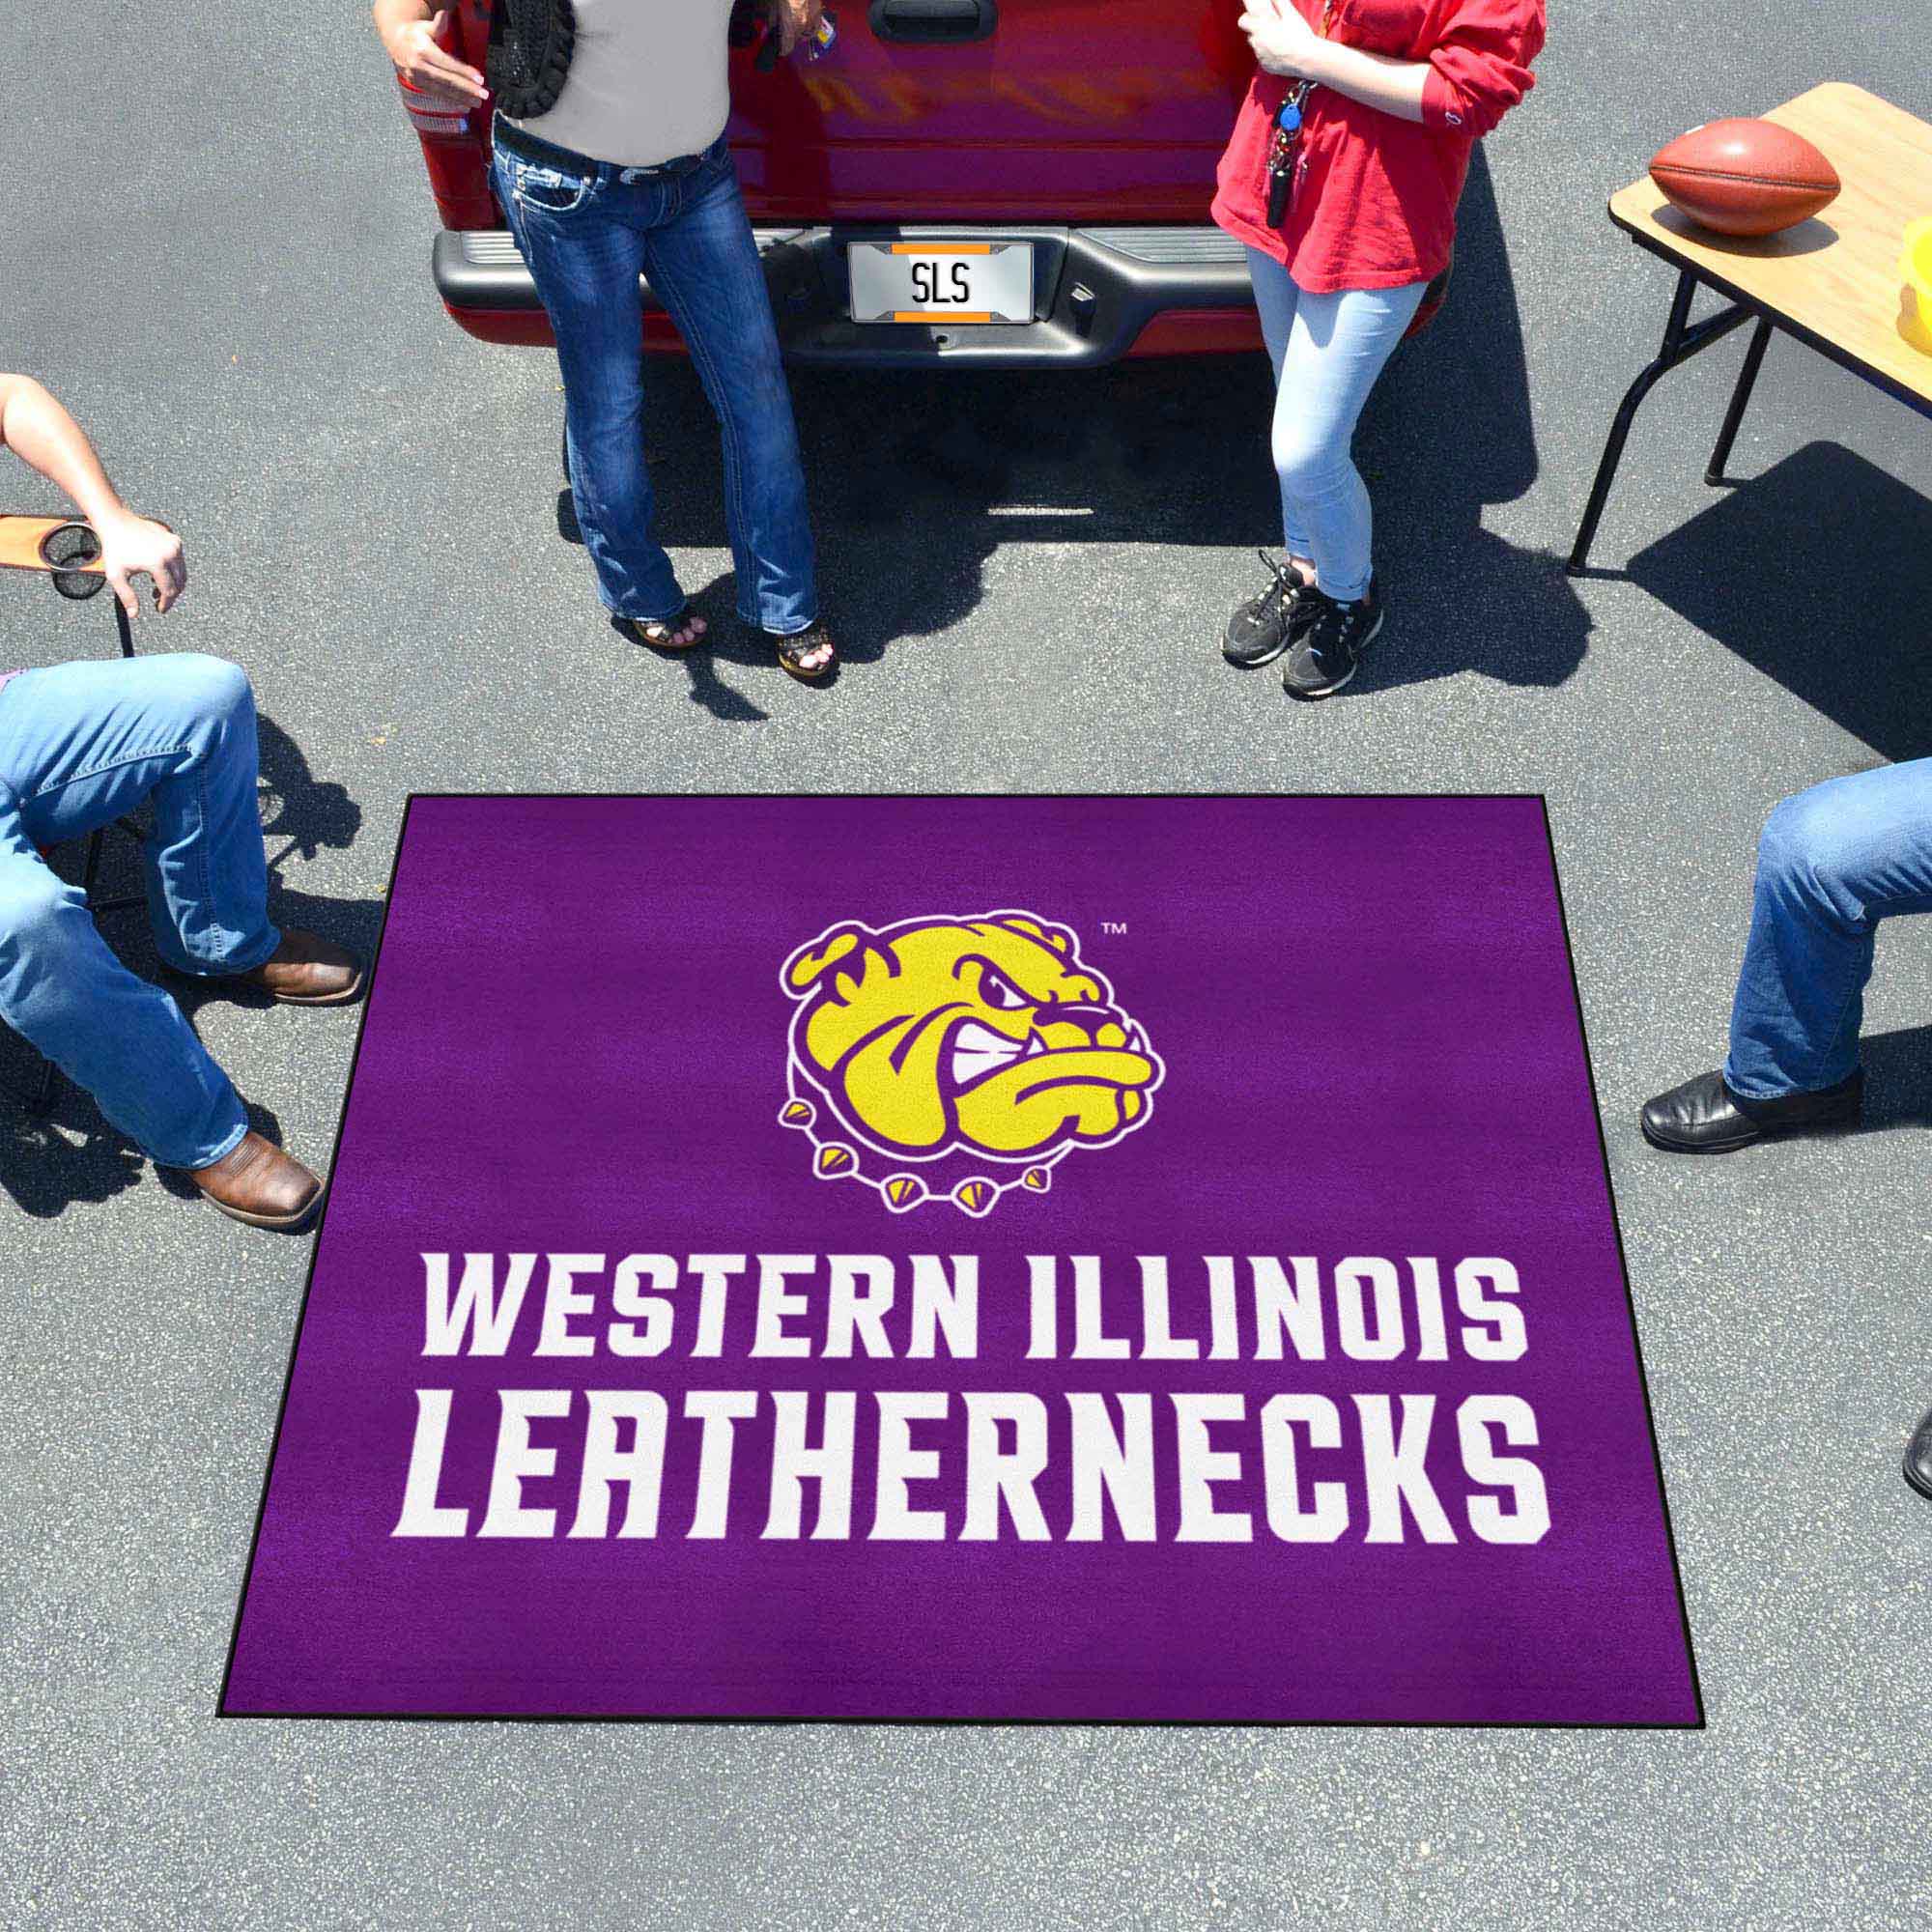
[493,128,818,635]
[1725,758,1932,1099]
[1246,249,1428,604]
[0,655,278,1168]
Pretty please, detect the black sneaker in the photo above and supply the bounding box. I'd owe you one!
[1283,577,1383,700]
[1222,551,1317,668]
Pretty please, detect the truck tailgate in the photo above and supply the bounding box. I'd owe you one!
[727,0,1253,224]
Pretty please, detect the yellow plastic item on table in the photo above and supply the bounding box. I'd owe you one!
[1901,217,1932,354]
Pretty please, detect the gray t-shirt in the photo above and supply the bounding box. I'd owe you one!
[505,0,740,169]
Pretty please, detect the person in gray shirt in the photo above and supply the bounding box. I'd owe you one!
[378,2,837,681]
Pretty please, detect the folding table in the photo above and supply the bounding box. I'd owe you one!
[1569,83,1932,574]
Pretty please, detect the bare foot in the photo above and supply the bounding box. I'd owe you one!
[776,622,838,682]
[628,609,708,652]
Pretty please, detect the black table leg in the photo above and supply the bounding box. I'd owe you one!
[1706,318,1775,486]
[1569,270,1696,576]
[1567,270,1757,575]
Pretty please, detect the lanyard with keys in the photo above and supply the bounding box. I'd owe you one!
[1264,0,1337,226]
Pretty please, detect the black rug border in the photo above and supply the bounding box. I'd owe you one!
[217,790,1706,1731]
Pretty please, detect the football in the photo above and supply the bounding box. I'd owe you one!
[1649,118,1841,238]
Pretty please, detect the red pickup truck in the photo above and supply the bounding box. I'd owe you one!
[407,0,1285,367]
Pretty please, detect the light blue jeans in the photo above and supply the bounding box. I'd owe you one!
[1247,249,1428,604]
[0,655,277,1168]
[1725,758,1932,1099]
[494,128,818,635]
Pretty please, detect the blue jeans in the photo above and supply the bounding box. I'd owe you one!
[493,128,818,635]
[1247,250,1427,604]
[0,655,278,1168]
[1725,758,1932,1099]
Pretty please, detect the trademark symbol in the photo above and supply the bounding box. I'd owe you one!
[1101,920,1128,936]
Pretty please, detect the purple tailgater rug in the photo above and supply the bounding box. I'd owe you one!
[222,795,1700,1726]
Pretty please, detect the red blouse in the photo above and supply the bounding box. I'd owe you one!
[1210,0,1546,295]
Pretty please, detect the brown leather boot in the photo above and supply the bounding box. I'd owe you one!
[191,1132,325,1230]
[232,929,364,1006]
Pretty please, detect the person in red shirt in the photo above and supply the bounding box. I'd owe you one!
[1213,0,1545,697]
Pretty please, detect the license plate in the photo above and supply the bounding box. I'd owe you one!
[847,241,1035,325]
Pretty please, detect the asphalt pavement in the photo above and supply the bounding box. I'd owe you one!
[4,3,1931,1927]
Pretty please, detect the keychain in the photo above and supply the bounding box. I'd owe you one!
[1265,82,1314,227]
[1263,0,1336,227]
[755,6,838,70]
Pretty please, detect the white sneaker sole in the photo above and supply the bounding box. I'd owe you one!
[1223,635,1293,669]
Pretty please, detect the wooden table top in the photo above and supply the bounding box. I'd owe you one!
[1609,82,1932,410]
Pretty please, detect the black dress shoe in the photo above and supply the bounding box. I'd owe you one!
[1905,1407,1932,1501]
[1639,1066,1863,1153]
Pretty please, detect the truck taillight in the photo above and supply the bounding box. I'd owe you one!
[398,7,479,140]
[400,78,473,139]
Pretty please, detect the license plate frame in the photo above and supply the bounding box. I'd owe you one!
[846,241,1036,326]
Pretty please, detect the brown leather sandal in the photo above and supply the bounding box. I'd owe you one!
[775,621,838,683]
[620,605,708,653]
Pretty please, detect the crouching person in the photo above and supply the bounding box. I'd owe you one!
[1640,760,1932,1155]
[1641,759,1932,1501]
[0,373,361,1229]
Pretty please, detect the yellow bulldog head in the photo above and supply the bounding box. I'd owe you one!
[781,912,1162,1165]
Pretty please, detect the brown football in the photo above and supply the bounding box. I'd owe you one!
[1649,118,1841,238]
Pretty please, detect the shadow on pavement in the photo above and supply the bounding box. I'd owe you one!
[1349,145,1591,698]
[564,343,1287,718]
[613,586,780,724]
[0,710,377,1222]
[1625,440,1932,762]
[256,711,362,869]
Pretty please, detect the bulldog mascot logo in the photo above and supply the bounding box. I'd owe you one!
[778,911,1164,1215]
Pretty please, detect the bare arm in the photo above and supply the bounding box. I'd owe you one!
[1299,41,1430,122]
[0,374,185,616]
[1240,0,1541,135]
[1238,3,1428,122]
[373,2,487,108]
